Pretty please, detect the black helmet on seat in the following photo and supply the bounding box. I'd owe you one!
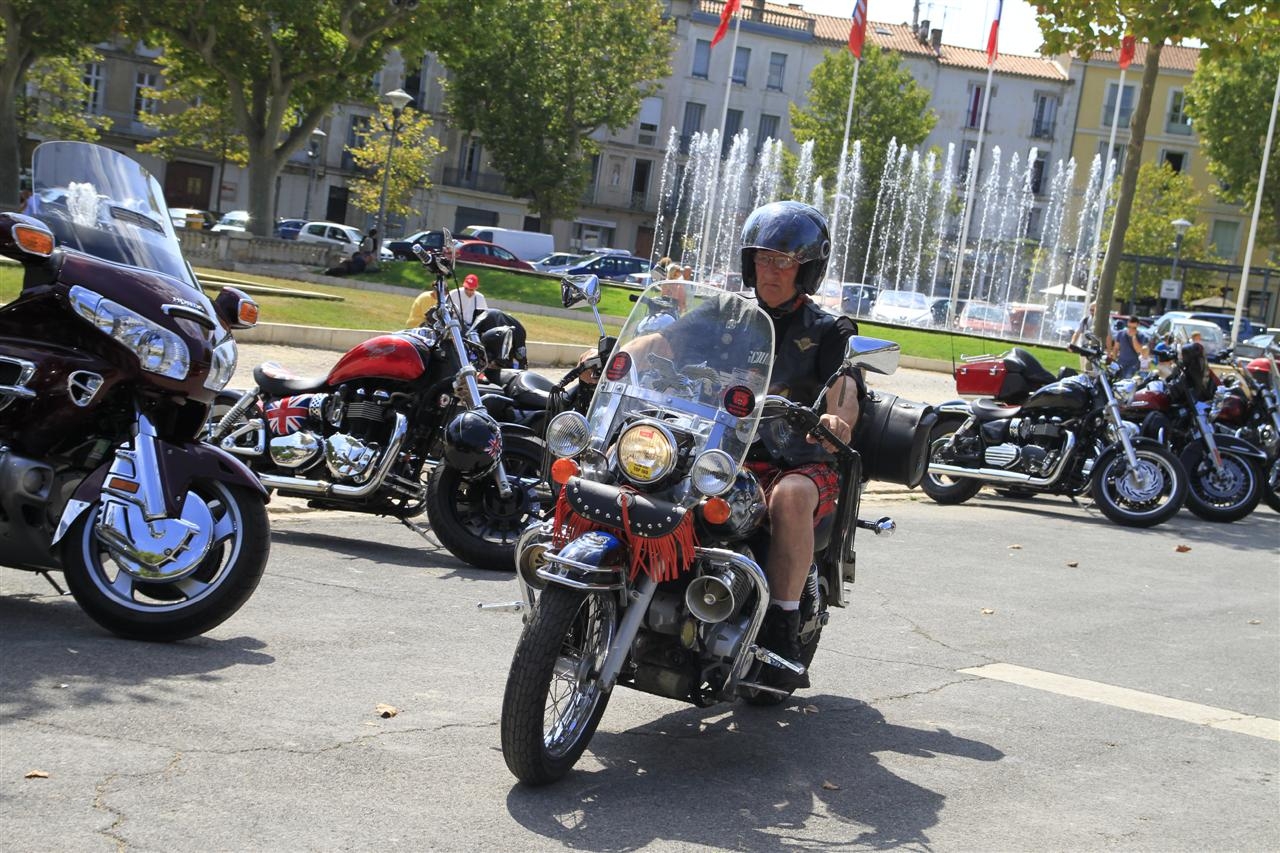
[442,410,503,477]
[739,201,831,295]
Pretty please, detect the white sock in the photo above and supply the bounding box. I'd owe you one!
[770,598,800,611]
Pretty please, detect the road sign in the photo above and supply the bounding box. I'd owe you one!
[1160,278,1183,300]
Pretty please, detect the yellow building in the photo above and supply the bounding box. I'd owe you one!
[1067,42,1278,326]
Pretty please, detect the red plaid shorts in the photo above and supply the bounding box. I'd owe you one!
[744,461,840,526]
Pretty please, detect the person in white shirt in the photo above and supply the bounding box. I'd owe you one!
[446,273,488,326]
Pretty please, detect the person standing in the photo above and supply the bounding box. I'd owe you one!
[1071,301,1097,373]
[446,273,489,326]
[1108,315,1147,379]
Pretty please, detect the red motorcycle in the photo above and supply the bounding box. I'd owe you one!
[0,141,269,640]
[206,240,547,568]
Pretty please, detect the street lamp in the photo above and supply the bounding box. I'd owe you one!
[303,127,326,222]
[375,88,414,246]
[1168,217,1192,311]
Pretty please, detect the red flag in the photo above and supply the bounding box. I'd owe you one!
[1118,35,1136,69]
[849,0,869,59]
[711,0,741,47]
[986,0,1004,65]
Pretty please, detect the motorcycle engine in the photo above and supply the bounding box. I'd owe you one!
[323,388,394,483]
[1002,416,1067,476]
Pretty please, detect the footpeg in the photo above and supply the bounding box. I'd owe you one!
[856,516,896,535]
[751,644,806,674]
[738,680,790,696]
[478,601,527,614]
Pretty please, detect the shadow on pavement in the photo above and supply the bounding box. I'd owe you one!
[270,526,518,581]
[505,694,1002,851]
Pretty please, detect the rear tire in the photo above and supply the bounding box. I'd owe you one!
[1180,444,1263,522]
[920,416,983,505]
[1090,443,1186,528]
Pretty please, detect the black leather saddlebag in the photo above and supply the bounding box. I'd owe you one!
[853,391,937,488]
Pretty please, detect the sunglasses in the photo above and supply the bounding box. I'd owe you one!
[754,252,799,271]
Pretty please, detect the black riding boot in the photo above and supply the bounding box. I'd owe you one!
[759,605,810,691]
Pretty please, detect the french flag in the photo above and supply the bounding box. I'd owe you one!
[849,0,869,59]
[986,0,1003,66]
[711,0,741,47]
[1118,34,1136,69]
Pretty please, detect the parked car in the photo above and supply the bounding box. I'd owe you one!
[839,283,878,316]
[869,289,932,325]
[1047,299,1087,340]
[708,271,744,292]
[168,208,216,231]
[457,226,554,261]
[275,218,306,240]
[452,239,535,271]
[386,229,446,260]
[532,252,585,272]
[958,301,1013,335]
[1162,317,1228,359]
[1007,303,1045,339]
[929,297,967,328]
[210,210,251,233]
[296,220,364,255]
[1234,331,1279,360]
[1151,310,1260,344]
[563,252,651,282]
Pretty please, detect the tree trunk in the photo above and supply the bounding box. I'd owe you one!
[1093,42,1164,340]
[246,137,280,238]
[0,52,27,209]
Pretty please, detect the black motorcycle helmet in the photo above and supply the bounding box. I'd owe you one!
[442,410,503,477]
[739,201,831,295]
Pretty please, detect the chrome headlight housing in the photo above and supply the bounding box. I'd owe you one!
[205,336,238,391]
[617,421,677,485]
[69,285,190,380]
[689,449,735,496]
[546,411,591,458]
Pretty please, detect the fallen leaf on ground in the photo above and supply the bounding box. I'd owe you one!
[1066,561,1079,568]
[1008,544,1023,550]
[1249,619,1262,625]
[802,705,820,715]
[375,704,398,718]
[822,781,841,791]
[1175,544,1192,553]
[25,770,49,779]
[981,608,995,615]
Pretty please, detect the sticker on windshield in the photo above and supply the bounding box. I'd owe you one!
[605,351,632,382]
[723,385,755,418]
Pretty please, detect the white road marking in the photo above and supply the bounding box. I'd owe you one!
[959,662,1280,742]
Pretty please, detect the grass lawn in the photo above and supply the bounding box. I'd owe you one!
[0,262,1073,370]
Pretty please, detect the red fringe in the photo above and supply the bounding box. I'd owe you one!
[549,490,699,583]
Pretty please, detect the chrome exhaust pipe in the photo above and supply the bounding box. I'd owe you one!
[259,413,408,499]
[685,565,754,623]
[929,432,1076,488]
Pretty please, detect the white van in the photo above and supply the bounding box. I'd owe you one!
[458,226,554,261]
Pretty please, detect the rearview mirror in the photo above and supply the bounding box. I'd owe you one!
[843,335,900,376]
[561,274,601,309]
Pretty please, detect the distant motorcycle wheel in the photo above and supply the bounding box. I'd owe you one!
[425,434,548,569]
[1179,444,1262,523]
[1264,458,1280,514]
[1090,443,1186,528]
[501,587,616,785]
[920,416,982,505]
[61,480,269,641]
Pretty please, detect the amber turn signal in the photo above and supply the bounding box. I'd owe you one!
[238,300,260,326]
[701,497,731,525]
[13,225,54,257]
[550,457,580,485]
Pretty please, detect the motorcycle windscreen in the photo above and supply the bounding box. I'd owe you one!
[29,141,195,288]
[587,282,774,466]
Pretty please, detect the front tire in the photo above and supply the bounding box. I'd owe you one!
[501,587,616,785]
[920,416,983,505]
[425,435,549,569]
[61,481,269,641]
[1090,442,1186,528]
[1180,445,1263,522]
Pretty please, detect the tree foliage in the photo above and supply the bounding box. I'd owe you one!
[346,103,443,224]
[18,48,112,143]
[137,53,251,173]
[434,0,672,228]
[1186,25,1280,246]
[135,0,439,235]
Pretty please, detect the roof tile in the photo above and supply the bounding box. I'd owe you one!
[1087,42,1200,73]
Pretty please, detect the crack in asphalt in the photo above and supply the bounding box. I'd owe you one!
[868,676,981,704]
[865,587,999,664]
[92,753,182,852]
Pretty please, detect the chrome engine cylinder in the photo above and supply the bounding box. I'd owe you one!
[685,564,754,623]
[325,434,379,482]
[269,431,323,469]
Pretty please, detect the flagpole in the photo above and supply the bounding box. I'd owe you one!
[698,6,742,279]
[828,56,861,284]
[1083,64,1128,313]
[946,61,996,329]
[1231,60,1280,347]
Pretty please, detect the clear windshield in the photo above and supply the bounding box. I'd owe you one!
[588,283,774,465]
[28,141,194,286]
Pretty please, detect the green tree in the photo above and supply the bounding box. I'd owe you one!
[136,1,437,235]
[790,46,934,281]
[1186,29,1280,246]
[434,0,672,229]
[0,0,129,207]
[346,102,443,224]
[1034,0,1246,339]
[17,48,112,143]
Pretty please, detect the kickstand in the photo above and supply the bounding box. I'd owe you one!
[400,518,446,551]
[38,571,68,595]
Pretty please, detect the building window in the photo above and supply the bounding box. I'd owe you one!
[82,62,104,114]
[1098,140,1127,175]
[134,71,159,117]
[342,115,370,170]
[723,109,742,156]
[692,40,710,79]
[459,136,482,180]
[757,113,779,146]
[965,83,988,130]
[1210,220,1240,259]
[1027,208,1043,240]
[1102,82,1135,127]
[1162,150,1187,173]
[680,102,705,153]
[1031,93,1057,138]
[958,142,978,183]
[767,52,787,91]
[1030,154,1047,195]
[1167,89,1193,135]
[638,96,661,146]
[732,47,750,85]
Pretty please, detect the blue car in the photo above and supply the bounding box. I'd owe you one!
[562,253,651,282]
[275,218,306,240]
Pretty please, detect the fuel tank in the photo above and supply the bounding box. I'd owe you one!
[1020,374,1093,416]
[326,334,428,385]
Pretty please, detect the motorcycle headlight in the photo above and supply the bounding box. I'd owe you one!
[546,411,590,458]
[205,337,238,392]
[617,421,676,484]
[689,449,735,496]
[69,285,190,380]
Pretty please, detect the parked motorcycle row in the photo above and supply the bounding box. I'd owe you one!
[920,335,1280,525]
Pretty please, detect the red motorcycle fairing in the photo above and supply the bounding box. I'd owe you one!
[326,334,427,386]
[1126,387,1171,413]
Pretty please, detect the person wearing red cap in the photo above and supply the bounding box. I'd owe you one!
[446,272,488,326]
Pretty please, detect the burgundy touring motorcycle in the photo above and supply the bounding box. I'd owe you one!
[0,141,268,640]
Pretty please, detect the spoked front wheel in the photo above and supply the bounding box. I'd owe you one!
[500,587,616,785]
[1090,443,1186,528]
[1180,445,1263,523]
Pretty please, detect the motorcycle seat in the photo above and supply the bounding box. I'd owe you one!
[254,364,329,396]
[1006,347,1056,388]
[970,398,1021,421]
[506,371,555,408]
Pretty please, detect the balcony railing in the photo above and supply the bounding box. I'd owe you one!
[1030,122,1055,140]
[442,167,509,195]
[698,1,815,36]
